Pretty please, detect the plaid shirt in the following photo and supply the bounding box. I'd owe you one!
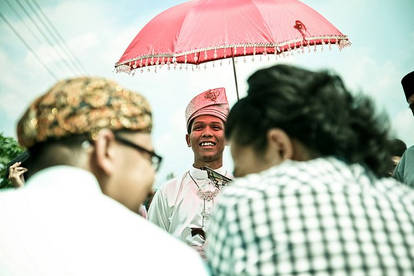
[207,157,414,275]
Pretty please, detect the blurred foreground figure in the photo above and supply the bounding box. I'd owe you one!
[388,138,406,176]
[149,88,232,258]
[0,77,207,276]
[207,65,414,275]
[393,71,414,186]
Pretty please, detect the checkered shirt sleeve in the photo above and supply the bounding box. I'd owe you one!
[207,157,414,276]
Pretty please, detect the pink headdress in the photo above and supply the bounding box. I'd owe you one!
[185,88,229,132]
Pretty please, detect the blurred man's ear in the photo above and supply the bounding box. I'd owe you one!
[266,128,293,161]
[185,133,191,147]
[93,129,117,176]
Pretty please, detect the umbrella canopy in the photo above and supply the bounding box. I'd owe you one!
[115,0,350,72]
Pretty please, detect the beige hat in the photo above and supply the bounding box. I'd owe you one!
[18,76,152,148]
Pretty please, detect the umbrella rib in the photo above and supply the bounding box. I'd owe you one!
[170,1,200,61]
[249,0,278,44]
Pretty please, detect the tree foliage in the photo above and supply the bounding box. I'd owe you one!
[0,133,24,189]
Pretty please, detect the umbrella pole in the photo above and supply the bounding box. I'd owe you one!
[231,56,240,100]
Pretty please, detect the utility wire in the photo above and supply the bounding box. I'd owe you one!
[0,12,58,81]
[14,0,81,76]
[27,0,88,75]
[4,0,68,76]
[4,0,43,46]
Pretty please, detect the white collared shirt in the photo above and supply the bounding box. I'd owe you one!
[148,166,232,247]
[0,166,208,276]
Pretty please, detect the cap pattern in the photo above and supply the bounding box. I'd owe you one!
[18,77,152,148]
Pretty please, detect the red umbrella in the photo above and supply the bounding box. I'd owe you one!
[115,0,350,99]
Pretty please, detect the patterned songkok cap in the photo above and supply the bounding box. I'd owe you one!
[17,76,152,148]
[185,87,229,131]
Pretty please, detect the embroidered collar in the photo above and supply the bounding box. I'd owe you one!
[189,166,227,180]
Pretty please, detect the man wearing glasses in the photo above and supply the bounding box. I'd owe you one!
[148,88,232,258]
[0,77,208,275]
[394,71,414,187]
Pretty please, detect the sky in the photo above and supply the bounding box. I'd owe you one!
[0,0,413,186]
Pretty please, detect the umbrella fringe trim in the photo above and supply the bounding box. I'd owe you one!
[115,35,351,73]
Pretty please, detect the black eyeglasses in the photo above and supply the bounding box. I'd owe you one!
[114,134,163,172]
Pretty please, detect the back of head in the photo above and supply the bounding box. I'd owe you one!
[389,139,407,157]
[17,76,152,176]
[402,71,414,101]
[225,64,392,177]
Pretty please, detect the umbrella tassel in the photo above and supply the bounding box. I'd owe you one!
[252,45,256,61]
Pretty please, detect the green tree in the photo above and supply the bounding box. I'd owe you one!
[0,133,24,189]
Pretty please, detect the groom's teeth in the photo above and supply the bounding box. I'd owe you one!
[201,142,214,146]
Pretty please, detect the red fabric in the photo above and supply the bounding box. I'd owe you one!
[116,0,349,68]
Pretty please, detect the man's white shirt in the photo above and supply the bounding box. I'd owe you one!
[0,166,208,276]
[148,166,231,247]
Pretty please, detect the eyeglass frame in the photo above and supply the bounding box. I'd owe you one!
[113,134,163,172]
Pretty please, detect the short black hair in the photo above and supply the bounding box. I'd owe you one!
[25,134,90,179]
[389,139,406,157]
[25,129,138,179]
[226,64,393,178]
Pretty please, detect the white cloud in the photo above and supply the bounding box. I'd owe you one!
[0,50,51,125]
[67,33,99,56]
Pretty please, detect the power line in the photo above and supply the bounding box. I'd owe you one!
[4,0,69,76]
[4,0,43,46]
[14,0,81,76]
[14,0,80,76]
[0,12,58,81]
[27,0,88,75]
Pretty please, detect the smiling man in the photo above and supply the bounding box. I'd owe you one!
[148,87,232,257]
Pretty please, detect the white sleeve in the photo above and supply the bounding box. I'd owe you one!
[147,187,171,231]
